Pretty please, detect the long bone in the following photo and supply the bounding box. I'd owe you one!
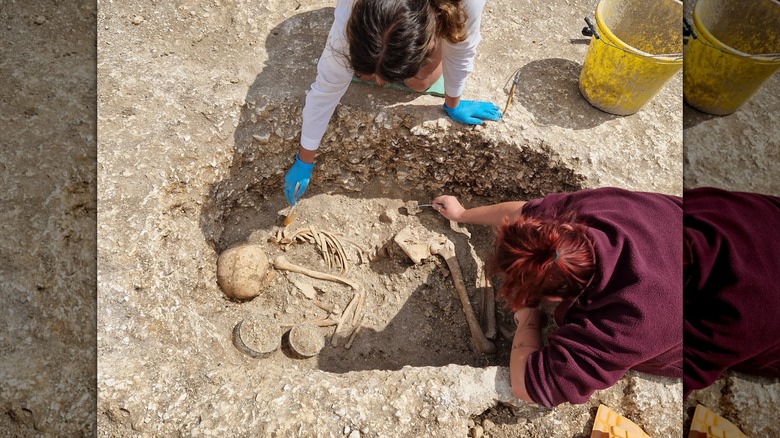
[479,270,497,340]
[273,256,364,347]
[273,256,359,290]
[429,238,496,354]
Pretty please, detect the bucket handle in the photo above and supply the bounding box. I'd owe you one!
[683,17,780,61]
[581,17,600,39]
[580,17,683,61]
[682,18,695,39]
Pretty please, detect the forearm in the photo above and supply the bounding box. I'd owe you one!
[444,94,461,109]
[509,308,544,402]
[297,146,317,164]
[458,201,526,226]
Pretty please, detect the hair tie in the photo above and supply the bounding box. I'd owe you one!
[553,250,560,262]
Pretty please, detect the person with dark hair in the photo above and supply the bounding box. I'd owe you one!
[284,0,501,206]
[683,187,780,398]
[432,187,683,407]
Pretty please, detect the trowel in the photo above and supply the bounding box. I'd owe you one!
[404,201,443,216]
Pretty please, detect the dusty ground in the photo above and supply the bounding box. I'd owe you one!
[0,1,97,437]
[93,0,683,436]
[7,0,778,436]
[3,0,690,436]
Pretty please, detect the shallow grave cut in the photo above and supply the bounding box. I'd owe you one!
[192,115,681,437]
[202,109,587,374]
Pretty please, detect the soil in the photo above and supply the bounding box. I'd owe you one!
[218,189,516,374]
[234,317,281,357]
[288,323,326,358]
[6,0,780,436]
[1,0,696,437]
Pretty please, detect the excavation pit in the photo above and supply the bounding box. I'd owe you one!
[202,112,586,373]
[94,2,685,436]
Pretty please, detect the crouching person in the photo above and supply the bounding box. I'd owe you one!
[432,187,682,407]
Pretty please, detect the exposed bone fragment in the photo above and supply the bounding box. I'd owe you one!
[322,231,349,272]
[351,290,365,326]
[393,226,433,265]
[272,227,350,272]
[429,238,496,354]
[311,299,335,314]
[337,235,369,253]
[332,291,360,346]
[345,317,364,349]
[280,317,337,329]
[479,271,497,340]
[273,256,359,290]
[309,318,338,327]
[291,279,339,314]
[292,279,318,300]
[321,235,332,269]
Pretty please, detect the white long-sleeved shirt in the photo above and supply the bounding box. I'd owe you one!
[300,0,487,151]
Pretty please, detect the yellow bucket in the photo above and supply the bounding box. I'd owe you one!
[683,0,780,115]
[579,0,683,115]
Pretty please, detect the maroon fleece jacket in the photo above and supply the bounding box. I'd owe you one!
[683,187,780,397]
[519,187,683,407]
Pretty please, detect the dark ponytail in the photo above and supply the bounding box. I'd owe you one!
[345,0,467,82]
[429,0,467,44]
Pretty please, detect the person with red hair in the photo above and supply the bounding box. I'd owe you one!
[432,187,682,407]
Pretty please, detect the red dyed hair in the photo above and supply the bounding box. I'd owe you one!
[489,213,596,311]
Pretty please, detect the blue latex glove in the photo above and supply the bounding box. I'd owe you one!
[442,100,502,125]
[284,154,314,206]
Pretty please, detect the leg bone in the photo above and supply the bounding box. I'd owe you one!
[430,238,496,354]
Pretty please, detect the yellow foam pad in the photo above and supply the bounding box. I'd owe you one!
[688,404,747,438]
[591,404,650,438]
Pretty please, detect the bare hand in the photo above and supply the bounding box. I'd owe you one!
[432,195,465,222]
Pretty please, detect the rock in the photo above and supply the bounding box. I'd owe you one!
[378,209,395,224]
[467,419,476,428]
[131,15,144,25]
[482,418,495,431]
[347,430,360,438]
[469,425,484,438]
[401,200,422,215]
[34,16,47,25]
[217,244,272,301]
[252,133,270,143]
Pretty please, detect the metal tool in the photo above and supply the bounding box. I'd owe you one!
[502,69,522,115]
